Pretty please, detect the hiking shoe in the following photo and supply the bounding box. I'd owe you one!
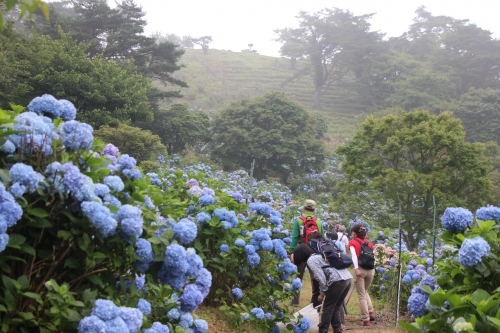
[369,312,376,321]
[363,321,371,327]
[290,300,300,307]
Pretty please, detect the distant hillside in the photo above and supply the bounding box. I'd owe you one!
[164,49,371,146]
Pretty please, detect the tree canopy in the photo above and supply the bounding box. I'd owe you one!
[275,8,381,110]
[337,110,492,249]
[211,92,327,181]
[136,104,210,154]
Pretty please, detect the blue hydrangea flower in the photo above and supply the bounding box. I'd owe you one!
[137,299,151,315]
[134,238,154,272]
[269,215,281,225]
[61,121,94,149]
[425,258,433,266]
[179,284,204,312]
[220,244,229,252]
[104,176,124,192]
[58,99,77,120]
[81,201,117,237]
[186,249,203,278]
[94,184,110,197]
[146,173,161,186]
[121,218,143,240]
[260,240,273,251]
[476,206,500,222]
[0,184,23,227]
[91,299,118,321]
[28,94,61,118]
[291,277,302,290]
[179,312,193,328]
[232,288,243,298]
[77,315,107,333]
[196,212,211,225]
[441,207,473,232]
[116,154,136,170]
[247,254,261,267]
[245,245,256,255]
[195,268,212,298]
[271,325,281,333]
[407,293,429,317]
[0,233,10,252]
[294,317,311,332]
[458,237,491,268]
[250,307,265,320]
[0,140,15,154]
[164,244,188,272]
[117,306,143,333]
[235,239,245,247]
[62,162,84,193]
[380,285,386,291]
[74,175,98,202]
[9,163,43,193]
[151,322,170,333]
[201,187,215,196]
[123,168,142,180]
[8,183,26,198]
[188,186,203,196]
[198,194,215,206]
[193,319,208,333]
[167,308,181,320]
[402,275,412,284]
[174,219,198,244]
[105,316,128,333]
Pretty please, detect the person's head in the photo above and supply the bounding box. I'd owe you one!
[338,225,346,233]
[326,218,332,225]
[307,230,322,241]
[292,243,314,266]
[330,232,338,241]
[303,199,316,212]
[351,224,367,239]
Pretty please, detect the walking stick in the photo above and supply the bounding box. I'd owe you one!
[345,284,355,305]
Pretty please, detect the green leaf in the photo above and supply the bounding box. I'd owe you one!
[28,208,49,218]
[18,312,35,320]
[86,274,102,285]
[87,157,102,166]
[21,243,36,256]
[8,234,26,247]
[22,292,42,305]
[57,230,73,240]
[29,218,52,228]
[488,316,500,328]
[78,234,91,251]
[64,257,80,269]
[6,0,17,11]
[397,321,421,333]
[472,289,490,304]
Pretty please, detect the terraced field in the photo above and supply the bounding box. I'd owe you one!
[165,49,372,143]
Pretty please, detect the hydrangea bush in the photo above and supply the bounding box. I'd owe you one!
[0,97,212,332]
[400,206,500,333]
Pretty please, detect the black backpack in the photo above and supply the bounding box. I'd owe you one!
[354,238,375,269]
[308,238,353,270]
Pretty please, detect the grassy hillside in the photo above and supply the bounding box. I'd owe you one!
[165,49,371,145]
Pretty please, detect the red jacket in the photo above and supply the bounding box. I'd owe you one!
[348,237,374,257]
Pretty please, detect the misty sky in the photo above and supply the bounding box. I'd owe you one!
[135,0,499,57]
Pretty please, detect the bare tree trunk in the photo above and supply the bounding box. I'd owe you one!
[314,87,321,110]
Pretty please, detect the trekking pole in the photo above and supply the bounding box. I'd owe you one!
[345,284,356,305]
[396,194,402,326]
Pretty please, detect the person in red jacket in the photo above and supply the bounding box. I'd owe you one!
[348,224,375,326]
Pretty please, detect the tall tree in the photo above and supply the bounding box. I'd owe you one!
[275,8,381,110]
[191,36,212,54]
[0,28,153,127]
[454,88,500,144]
[337,110,491,250]
[211,92,327,181]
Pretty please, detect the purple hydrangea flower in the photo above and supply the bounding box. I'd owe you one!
[103,144,119,157]
[186,179,199,188]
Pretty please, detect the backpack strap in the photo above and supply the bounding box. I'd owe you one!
[354,238,366,245]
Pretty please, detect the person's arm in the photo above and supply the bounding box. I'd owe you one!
[336,240,345,253]
[290,219,300,251]
[307,256,328,295]
[350,246,362,278]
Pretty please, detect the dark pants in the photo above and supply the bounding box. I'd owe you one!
[319,279,352,333]
[292,262,320,307]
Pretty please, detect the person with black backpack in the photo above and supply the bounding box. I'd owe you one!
[306,231,353,333]
[289,199,324,306]
[348,224,376,327]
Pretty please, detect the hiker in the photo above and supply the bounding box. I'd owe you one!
[306,230,352,333]
[291,243,321,309]
[289,199,324,306]
[324,218,336,240]
[348,224,376,327]
[337,225,349,253]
